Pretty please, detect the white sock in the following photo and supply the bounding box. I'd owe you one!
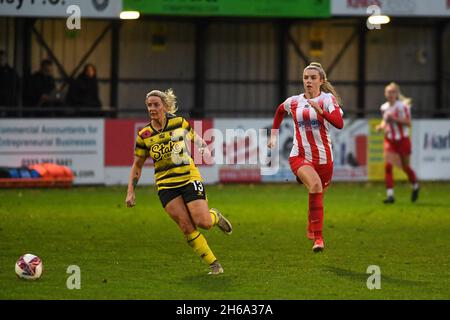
[413,183,419,190]
[387,189,394,197]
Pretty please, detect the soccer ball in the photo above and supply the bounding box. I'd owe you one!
[15,254,43,280]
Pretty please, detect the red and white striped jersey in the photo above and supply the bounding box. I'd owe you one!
[282,92,343,165]
[380,100,411,141]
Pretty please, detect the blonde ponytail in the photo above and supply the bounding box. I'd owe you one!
[321,81,342,106]
[146,88,178,114]
[304,62,342,105]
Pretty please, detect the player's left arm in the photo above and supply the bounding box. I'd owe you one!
[389,106,411,126]
[308,96,344,129]
[126,133,149,208]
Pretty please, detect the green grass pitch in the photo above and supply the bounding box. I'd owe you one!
[1,183,449,300]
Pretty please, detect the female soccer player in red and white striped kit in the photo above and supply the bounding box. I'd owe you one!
[268,62,344,252]
[376,82,419,204]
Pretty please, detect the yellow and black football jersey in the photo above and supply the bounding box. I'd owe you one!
[134,113,202,191]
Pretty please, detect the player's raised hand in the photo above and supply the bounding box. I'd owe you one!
[375,121,385,132]
[200,146,214,164]
[200,146,211,157]
[307,99,324,115]
[126,192,136,208]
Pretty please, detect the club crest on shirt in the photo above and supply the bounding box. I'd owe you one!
[141,130,152,139]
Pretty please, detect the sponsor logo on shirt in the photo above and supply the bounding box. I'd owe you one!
[298,120,320,130]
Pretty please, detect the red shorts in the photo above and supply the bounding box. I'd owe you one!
[384,137,411,156]
[289,156,334,189]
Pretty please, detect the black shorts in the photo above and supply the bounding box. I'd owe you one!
[158,181,207,208]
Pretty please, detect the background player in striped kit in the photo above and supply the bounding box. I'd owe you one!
[268,62,344,252]
[376,82,420,204]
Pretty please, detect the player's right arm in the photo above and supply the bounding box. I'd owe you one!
[376,104,387,132]
[375,120,386,132]
[126,155,146,208]
[127,131,150,207]
[268,99,290,149]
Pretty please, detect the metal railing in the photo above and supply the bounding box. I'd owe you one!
[1,106,449,119]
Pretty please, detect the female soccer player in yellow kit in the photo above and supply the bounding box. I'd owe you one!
[125,89,232,275]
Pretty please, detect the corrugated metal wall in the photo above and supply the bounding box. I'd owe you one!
[366,25,436,116]
[0,18,15,67]
[444,23,450,116]
[3,17,447,118]
[289,20,358,116]
[118,20,195,117]
[205,22,277,117]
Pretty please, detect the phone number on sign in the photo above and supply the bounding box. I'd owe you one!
[21,158,73,167]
